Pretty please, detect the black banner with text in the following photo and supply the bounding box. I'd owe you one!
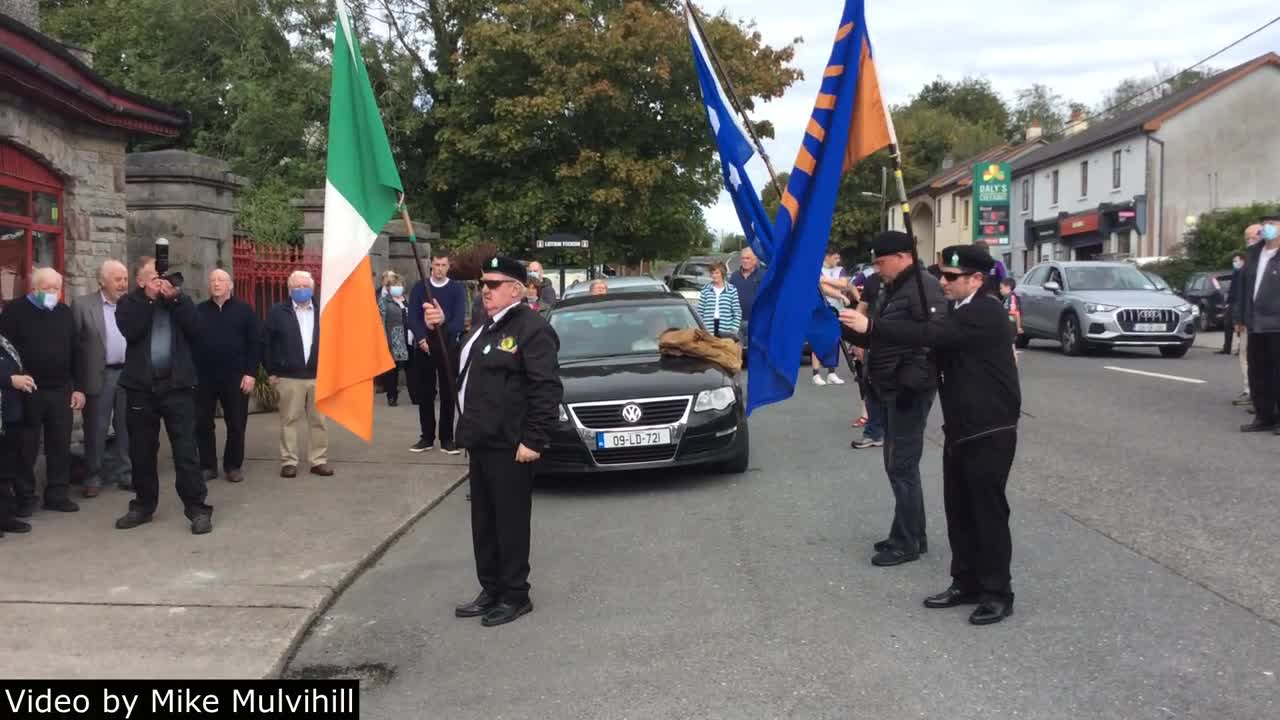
[0,680,358,719]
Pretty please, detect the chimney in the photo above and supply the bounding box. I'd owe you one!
[1026,119,1043,141]
[0,0,40,30]
[1065,109,1088,137]
[940,155,955,170]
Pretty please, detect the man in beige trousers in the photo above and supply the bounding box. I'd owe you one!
[264,270,332,478]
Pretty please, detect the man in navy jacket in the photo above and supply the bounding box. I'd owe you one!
[407,250,466,454]
[264,270,330,477]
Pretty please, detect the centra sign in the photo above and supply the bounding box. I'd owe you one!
[972,161,1011,246]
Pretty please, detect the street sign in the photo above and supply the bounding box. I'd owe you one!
[537,238,589,249]
[972,162,1011,246]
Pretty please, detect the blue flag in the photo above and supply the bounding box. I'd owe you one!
[686,12,774,262]
[746,0,895,414]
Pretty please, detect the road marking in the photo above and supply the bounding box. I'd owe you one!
[1103,366,1206,384]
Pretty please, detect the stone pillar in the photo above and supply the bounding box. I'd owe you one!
[0,0,39,30]
[126,150,244,301]
[293,188,439,281]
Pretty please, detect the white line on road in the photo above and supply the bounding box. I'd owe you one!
[1103,366,1206,384]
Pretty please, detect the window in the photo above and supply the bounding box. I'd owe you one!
[1024,266,1048,286]
[1050,170,1060,206]
[1112,150,1122,189]
[1080,161,1089,198]
[1021,179,1030,212]
[0,143,65,307]
[1117,231,1131,256]
[1065,265,1156,291]
[962,199,970,228]
[550,304,700,359]
[950,194,956,223]
[936,198,941,226]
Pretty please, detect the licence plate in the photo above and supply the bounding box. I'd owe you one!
[596,428,672,449]
[1134,322,1167,332]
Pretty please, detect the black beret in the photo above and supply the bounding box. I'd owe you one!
[869,231,914,259]
[481,256,528,284]
[940,245,995,275]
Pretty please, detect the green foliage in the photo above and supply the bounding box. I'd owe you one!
[1138,257,1198,296]
[1012,84,1068,139]
[1185,203,1280,268]
[236,176,303,247]
[911,76,1011,140]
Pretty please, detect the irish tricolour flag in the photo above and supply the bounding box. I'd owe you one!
[315,0,401,442]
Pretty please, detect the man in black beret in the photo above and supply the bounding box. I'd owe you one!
[842,231,946,567]
[842,245,1021,625]
[425,256,563,626]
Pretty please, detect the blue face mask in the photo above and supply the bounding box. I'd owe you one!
[1263,224,1279,242]
[389,285,405,298]
[291,287,313,305]
[30,292,57,310]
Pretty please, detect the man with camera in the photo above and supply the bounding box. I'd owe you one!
[113,248,213,535]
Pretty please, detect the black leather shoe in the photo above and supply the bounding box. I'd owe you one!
[1241,421,1277,433]
[481,599,533,627]
[44,498,80,513]
[874,537,927,554]
[115,511,153,530]
[969,597,1014,625]
[454,591,500,618]
[923,584,982,609]
[872,547,919,567]
[1,519,32,534]
[202,468,219,482]
[190,514,213,535]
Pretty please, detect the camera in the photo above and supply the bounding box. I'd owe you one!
[153,237,183,288]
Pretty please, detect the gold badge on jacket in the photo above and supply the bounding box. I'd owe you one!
[498,336,518,353]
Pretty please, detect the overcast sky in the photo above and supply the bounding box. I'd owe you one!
[700,0,1279,235]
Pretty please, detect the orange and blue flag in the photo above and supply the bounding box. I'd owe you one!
[747,0,895,414]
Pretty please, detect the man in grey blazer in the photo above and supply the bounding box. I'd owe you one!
[72,259,133,497]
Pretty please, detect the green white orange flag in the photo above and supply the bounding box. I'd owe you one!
[315,0,401,442]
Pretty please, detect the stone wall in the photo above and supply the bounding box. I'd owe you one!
[0,89,130,298]
[126,150,244,302]
[293,188,439,282]
[0,0,39,30]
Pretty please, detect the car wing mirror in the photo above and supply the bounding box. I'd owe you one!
[1043,281,1061,293]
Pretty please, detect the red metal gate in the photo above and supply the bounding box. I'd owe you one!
[231,235,322,320]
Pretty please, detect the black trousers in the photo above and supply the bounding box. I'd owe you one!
[0,429,19,522]
[18,387,72,503]
[880,388,933,552]
[1222,310,1234,354]
[1247,332,1280,424]
[469,448,534,603]
[196,381,249,472]
[378,362,407,401]
[127,388,210,520]
[411,341,457,445]
[944,431,1017,600]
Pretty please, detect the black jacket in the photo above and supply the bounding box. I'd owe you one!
[455,303,563,453]
[845,264,947,393]
[0,299,82,392]
[115,287,201,393]
[1233,243,1280,334]
[0,339,23,432]
[264,302,320,379]
[871,293,1020,444]
[195,297,262,384]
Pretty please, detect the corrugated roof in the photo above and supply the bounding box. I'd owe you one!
[1011,52,1280,173]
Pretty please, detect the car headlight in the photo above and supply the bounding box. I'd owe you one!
[558,405,569,423]
[694,387,736,412]
[1085,303,1118,314]
[1175,304,1193,314]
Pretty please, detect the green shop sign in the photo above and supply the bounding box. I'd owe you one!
[972,162,1011,246]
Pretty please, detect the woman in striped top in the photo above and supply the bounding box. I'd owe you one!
[697,261,742,339]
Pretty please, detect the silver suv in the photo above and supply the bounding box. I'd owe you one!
[1016,262,1196,358]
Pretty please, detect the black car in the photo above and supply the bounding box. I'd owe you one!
[538,292,749,475]
[1181,271,1233,330]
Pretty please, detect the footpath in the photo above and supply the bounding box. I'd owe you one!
[0,403,466,679]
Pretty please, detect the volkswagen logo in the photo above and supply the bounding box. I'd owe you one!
[621,404,643,424]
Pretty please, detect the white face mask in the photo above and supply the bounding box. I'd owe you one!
[39,292,58,309]
[1233,259,1245,270]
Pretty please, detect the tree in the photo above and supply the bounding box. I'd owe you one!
[1011,84,1069,139]
[912,76,1011,139]
[1186,203,1280,269]
[1096,64,1218,119]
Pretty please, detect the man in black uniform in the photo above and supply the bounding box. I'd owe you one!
[425,256,562,627]
[843,231,946,567]
[842,246,1021,625]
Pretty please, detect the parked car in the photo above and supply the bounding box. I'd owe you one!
[560,275,669,300]
[1015,261,1197,357]
[538,292,749,475]
[1181,271,1234,331]
[666,251,761,305]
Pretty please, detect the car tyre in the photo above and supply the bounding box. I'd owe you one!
[1059,313,1087,356]
[721,423,750,474]
[1194,306,1208,333]
[1159,343,1191,359]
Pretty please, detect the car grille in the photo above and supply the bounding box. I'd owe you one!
[592,446,679,465]
[1117,308,1179,332]
[570,398,691,429]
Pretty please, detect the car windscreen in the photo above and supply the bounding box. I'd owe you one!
[680,263,712,278]
[562,280,665,298]
[1065,266,1156,291]
[550,304,700,360]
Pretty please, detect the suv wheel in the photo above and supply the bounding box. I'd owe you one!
[1059,313,1086,356]
[1194,305,1208,333]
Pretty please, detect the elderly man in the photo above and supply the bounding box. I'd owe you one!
[589,279,608,296]
[526,261,557,305]
[195,269,261,484]
[72,260,133,497]
[114,256,212,534]
[426,256,563,626]
[0,267,85,516]
[265,270,331,477]
[1236,214,1280,433]
[1233,225,1263,407]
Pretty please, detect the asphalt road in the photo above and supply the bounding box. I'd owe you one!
[289,342,1279,719]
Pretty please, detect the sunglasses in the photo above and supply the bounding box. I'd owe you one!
[480,279,517,290]
[940,271,975,282]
